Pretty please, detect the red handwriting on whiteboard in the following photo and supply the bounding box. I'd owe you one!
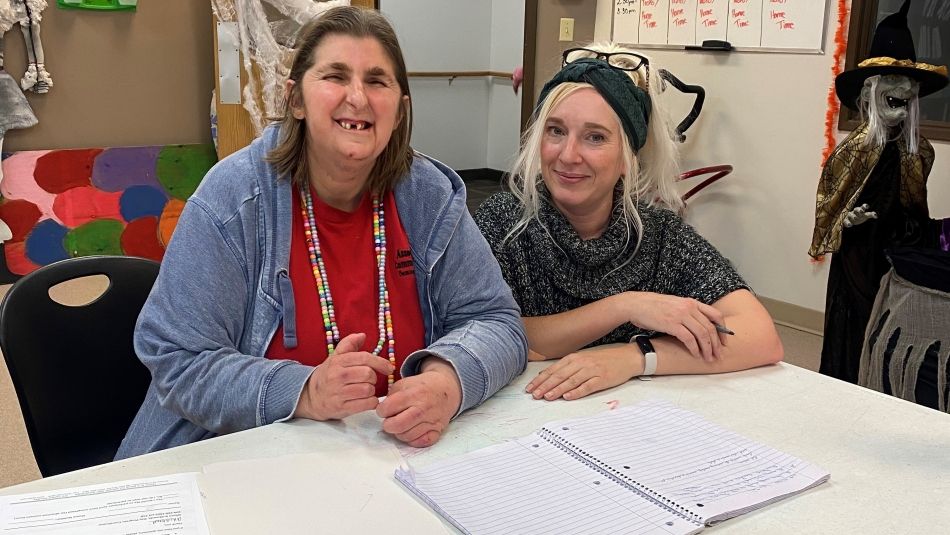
[731,7,749,28]
[703,18,719,27]
[769,9,796,31]
[700,9,713,16]
[673,17,688,26]
[671,8,685,16]
[642,0,658,6]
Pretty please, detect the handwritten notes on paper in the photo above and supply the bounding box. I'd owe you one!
[613,0,827,51]
[396,399,830,533]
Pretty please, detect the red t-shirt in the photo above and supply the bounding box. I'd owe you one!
[266,187,425,397]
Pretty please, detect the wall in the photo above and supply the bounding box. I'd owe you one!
[533,0,599,104]
[3,1,214,152]
[487,0,525,172]
[381,0,490,169]
[540,0,950,314]
[381,0,523,171]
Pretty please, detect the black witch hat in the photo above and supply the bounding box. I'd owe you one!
[835,0,948,110]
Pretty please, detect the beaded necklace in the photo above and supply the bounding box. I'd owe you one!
[299,185,396,387]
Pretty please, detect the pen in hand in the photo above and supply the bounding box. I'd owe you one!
[715,324,735,336]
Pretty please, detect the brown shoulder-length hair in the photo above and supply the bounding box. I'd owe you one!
[266,6,413,194]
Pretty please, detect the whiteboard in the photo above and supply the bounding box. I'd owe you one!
[612,0,827,53]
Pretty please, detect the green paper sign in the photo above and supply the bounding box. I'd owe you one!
[57,0,137,11]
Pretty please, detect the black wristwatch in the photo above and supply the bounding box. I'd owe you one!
[633,335,657,376]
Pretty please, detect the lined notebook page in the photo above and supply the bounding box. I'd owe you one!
[396,435,702,535]
[546,400,830,524]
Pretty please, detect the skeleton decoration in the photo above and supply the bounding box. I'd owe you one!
[809,0,948,384]
[1,0,44,236]
[0,0,53,94]
[0,67,36,166]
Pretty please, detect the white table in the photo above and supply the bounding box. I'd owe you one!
[4,362,949,533]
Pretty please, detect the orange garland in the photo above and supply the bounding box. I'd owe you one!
[822,0,851,166]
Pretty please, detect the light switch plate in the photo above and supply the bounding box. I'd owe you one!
[559,18,575,41]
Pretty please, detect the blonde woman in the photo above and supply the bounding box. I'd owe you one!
[475,43,782,401]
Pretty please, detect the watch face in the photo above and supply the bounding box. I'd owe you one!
[635,335,655,357]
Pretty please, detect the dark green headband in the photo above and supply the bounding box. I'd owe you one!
[536,58,652,151]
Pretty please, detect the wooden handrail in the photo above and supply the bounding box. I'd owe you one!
[408,71,513,80]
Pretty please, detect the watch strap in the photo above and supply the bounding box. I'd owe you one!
[634,335,657,376]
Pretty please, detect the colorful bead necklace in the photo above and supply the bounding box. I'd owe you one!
[299,185,396,387]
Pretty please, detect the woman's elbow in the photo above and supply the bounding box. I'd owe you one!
[760,326,784,365]
[732,321,783,368]
[767,340,785,365]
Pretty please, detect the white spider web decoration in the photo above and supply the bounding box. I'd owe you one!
[211,0,350,133]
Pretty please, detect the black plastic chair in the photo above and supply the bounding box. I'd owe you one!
[0,255,159,476]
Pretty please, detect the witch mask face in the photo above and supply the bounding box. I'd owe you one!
[862,75,920,128]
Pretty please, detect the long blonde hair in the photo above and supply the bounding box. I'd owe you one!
[505,42,683,248]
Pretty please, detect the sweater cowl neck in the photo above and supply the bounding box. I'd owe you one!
[535,184,632,267]
[530,185,649,300]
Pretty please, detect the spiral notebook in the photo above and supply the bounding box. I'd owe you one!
[395,400,829,535]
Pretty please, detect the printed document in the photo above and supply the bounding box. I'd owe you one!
[0,473,209,534]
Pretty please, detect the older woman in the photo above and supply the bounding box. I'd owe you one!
[116,7,525,458]
[475,43,782,402]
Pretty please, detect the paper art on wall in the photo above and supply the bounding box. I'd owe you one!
[0,144,217,282]
[0,0,53,94]
[56,0,137,11]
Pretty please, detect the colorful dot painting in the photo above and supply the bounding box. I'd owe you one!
[0,144,217,280]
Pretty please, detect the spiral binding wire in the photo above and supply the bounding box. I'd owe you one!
[539,427,706,527]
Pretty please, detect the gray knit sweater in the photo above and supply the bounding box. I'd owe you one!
[474,192,748,346]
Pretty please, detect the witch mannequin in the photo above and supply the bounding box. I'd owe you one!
[809,0,948,384]
[0,0,53,94]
